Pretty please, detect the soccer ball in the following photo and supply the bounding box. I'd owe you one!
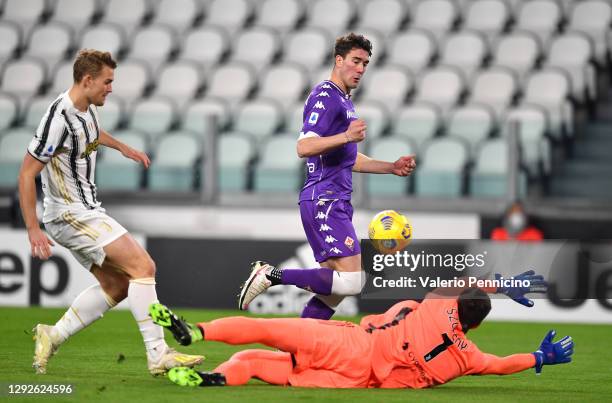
[368,210,412,254]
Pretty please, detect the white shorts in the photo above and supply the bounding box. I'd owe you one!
[45,209,128,270]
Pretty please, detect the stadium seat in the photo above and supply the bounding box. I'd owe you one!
[149,132,201,191]
[568,0,612,65]
[2,0,46,38]
[354,0,406,38]
[218,132,254,191]
[97,97,124,132]
[49,61,73,96]
[109,60,151,102]
[150,0,202,34]
[80,24,125,57]
[386,29,436,76]
[152,61,203,108]
[304,0,354,38]
[254,0,304,34]
[282,28,330,73]
[0,129,33,188]
[502,105,551,176]
[392,102,441,149]
[491,32,541,85]
[545,32,596,104]
[253,135,302,192]
[414,137,469,197]
[446,104,495,155]
[257,63,309,107]
[205,62,256,107]
[0,92,18,131]
[22,96,56,129]
[125,25,176,73]
[203,0,252,36]
[177,27,229,69]
[50,0,98,34]
[439,30,487,82]
[0,58,46,104]
[127,97,177,144]
[470,138,527,198]
[228,27,280,73]
[358,65,412,114]
[367,137,415,196]
[182,98,231,135]
[353,101,389,138]
[286,102,305,136]
[23,23,73,73]
[468,67,518,120]
[463,0,510,45]
[515,0,562,48]
[522,68,573,139]
[0,21,21,67]
[96,130,147,191]
[413,66,464,117]
[411,0,457,45]
[102,0,149,38]
[234,99,284,143]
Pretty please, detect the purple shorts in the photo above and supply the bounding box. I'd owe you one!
[299,199,361,263]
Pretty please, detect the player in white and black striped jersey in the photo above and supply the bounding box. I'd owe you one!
[18,49,203,376]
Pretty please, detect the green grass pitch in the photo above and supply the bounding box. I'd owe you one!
[1,306,611,402]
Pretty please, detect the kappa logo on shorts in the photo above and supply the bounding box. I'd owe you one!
[344,236,354,251]
[330,247,342,254]
[324,235,338,244]
[319,224,332,232]
[316,212,326,220]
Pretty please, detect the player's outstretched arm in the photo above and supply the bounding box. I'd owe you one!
[99,129,150,168]
[18,153,55,260]
[297,119,366,157]
[353,153,416,175]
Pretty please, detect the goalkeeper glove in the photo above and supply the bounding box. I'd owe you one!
[496,269,547,307]
[533,330,574,374]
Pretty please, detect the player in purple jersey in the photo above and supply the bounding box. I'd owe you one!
[239,33,416,319]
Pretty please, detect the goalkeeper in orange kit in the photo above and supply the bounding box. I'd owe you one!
[149,270,573,389]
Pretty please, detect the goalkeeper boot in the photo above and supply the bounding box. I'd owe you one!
[148,346,205,376]
[168,367,227,387]
[238,261,274,310]
[32,324,61,375]
[149,302,203,346]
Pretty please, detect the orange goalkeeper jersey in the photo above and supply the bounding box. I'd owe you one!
[361,295,535,388]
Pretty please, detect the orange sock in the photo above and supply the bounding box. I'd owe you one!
[214,349,292,386]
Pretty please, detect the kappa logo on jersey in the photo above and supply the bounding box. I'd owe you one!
[330,247,342,254]
[346,110,358,119]
[316,91,329,97]
[313,101,325,110]
[316,212,326,220]
[321,84,331,89]
[325,235,338,244]
[316,200,326,206]
[344,236,355,251]
[319,224,332,232]
[308,112,319,125]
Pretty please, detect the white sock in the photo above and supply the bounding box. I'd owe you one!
[53,284,116,344]
[316,294,345,309]
[128,278,167,361]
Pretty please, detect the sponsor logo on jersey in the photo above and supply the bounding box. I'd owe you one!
[81,139,100,159]
[316,91,330,97]
[313,101,325,109]
[346,110,358,119]
[308,112,319,125]
[344,236,354,250]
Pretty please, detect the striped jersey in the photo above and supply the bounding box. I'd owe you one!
[27,91,103,223]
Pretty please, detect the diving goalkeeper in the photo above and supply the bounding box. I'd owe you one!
[150,270,573,388]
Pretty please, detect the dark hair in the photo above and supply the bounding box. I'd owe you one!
[334,33,373,58]
[73,49,117,83]
[457,288,491,330]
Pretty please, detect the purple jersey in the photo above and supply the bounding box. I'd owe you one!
[298,80,358,202]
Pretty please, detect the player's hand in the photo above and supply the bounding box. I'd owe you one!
[533,330,573,374]
[27,227,55,260]
[495,270,547,307]
[344,119,367,143]
[121,145,150,168]
[391,155,416,176]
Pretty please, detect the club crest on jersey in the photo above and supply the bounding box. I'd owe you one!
[344,236,354,250]
[308,112,319,125]
[81,139,100,158]
[313,101,325,109]
[346,110,358,119]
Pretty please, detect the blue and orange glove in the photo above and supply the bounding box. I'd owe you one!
[496,269,548,307]
[533,330,574,374]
